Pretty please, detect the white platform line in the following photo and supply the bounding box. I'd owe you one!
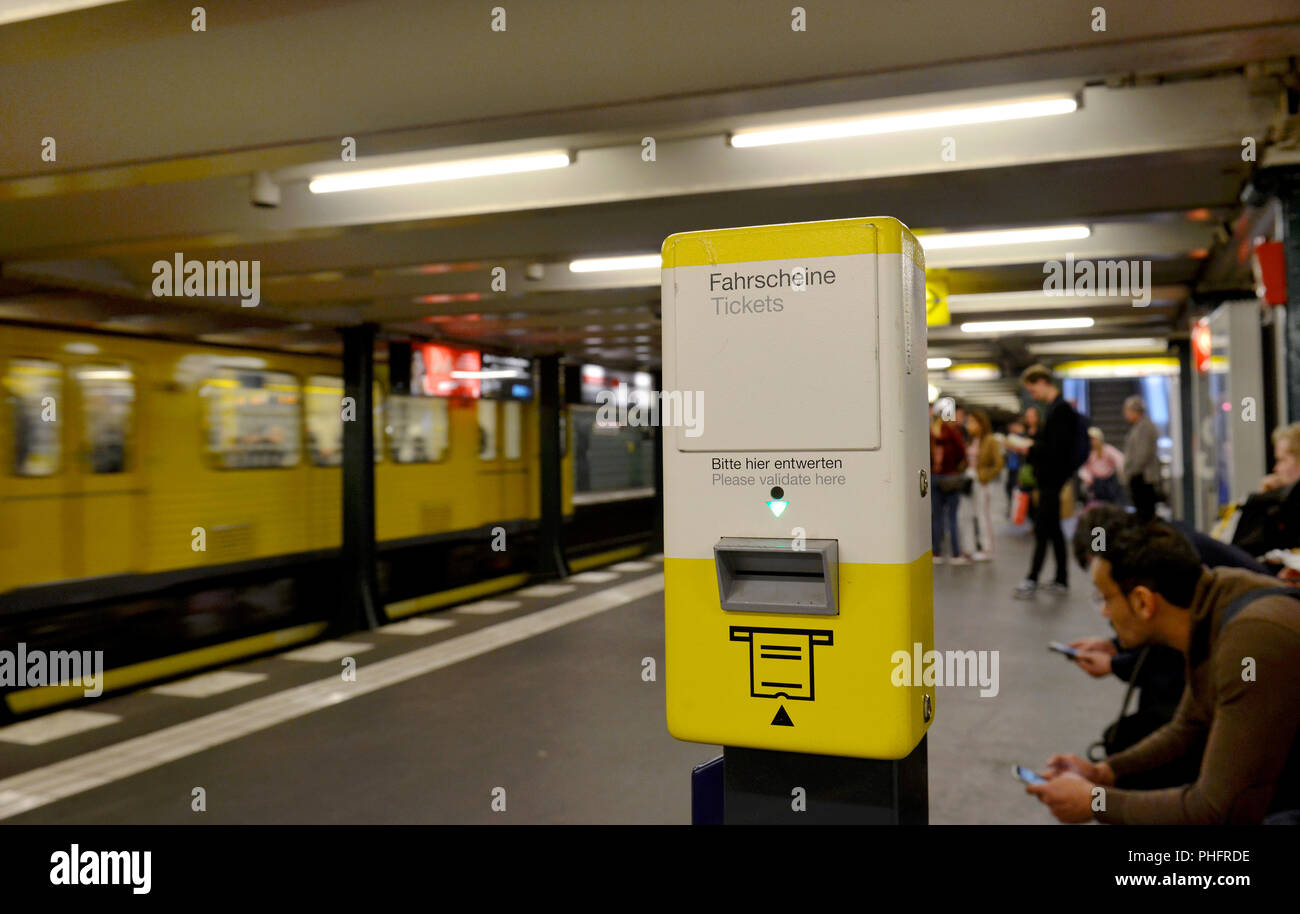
[516,584,576,598]
[152,671,268,698]
[0,573,664,821]
[0,710,121,746]
[568,571,620,584]
[610,561,655,572]
[279,640,374,662]
[454,599,522,615]
[378,618,456,635]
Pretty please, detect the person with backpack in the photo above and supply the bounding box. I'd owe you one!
[1027,517,1300,824]
[1007,364,1087,598]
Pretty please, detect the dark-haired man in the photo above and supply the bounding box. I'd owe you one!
[1008,364,1080,598]
[1029,519,1300,823]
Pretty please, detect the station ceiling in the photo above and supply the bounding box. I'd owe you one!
[1,0,1298,408]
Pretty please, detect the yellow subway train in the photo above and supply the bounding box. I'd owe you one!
[0,324,651,715]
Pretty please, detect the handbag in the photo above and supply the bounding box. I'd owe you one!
[1089,647,1163,759]
[937,475,968,495]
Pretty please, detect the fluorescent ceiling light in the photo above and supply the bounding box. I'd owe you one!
[309,150,571,194]
[947,364,1001,381]
[927,357,952,370]
[0,0,128,26]
[730,95,1077,148]
[948,288,1140,312]
[1029,338,1167,355]
[960,317,1094,334]
[569,254,660,273]
[920,225,1090,252]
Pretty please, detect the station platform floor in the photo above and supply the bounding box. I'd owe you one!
[0,501,1126,825]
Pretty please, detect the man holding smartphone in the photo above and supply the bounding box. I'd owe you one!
[1027,519,1300,824]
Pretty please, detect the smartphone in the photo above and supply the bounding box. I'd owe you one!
[1013,765,1047,786]
[1047,641,1079,659]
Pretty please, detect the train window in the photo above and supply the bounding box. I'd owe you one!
[503,400,523,461]
[75,365,133,474]
[199,369,301,469]
[477,400,498,460]
[305,376,384,465]
[386,394,448,463]
[7,359,62,477]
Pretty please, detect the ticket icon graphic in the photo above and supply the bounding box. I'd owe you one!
[730,626,833,701]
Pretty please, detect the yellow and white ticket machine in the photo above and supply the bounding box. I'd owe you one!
[661,217,934,760]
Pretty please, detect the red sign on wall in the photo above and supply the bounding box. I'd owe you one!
[415,343,481,397]
[1191,317,1211,374]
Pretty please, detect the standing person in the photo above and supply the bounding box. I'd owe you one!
[1121,395,1161,522]
[965,408,1003,561]
[952,404,982,554]
[1008,365,1083,598]
[930,405,969,566]
[1003,419,1025,517]
[1079,427,1125,507]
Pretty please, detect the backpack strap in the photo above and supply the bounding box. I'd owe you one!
[1189,586,1300,669]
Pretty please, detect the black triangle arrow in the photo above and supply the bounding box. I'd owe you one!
[770,705,794,727]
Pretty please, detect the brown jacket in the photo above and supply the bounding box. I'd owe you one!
[973,435,1004,485]
[1099,567,1300,824]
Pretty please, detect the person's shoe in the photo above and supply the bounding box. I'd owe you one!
[972,551,993,562]
[1012,580,1037,599]
[1045,581,1069,594]
[933,555,947,565]
[950,554,972,566]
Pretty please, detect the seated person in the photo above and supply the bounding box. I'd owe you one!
[1029,517,1300,823]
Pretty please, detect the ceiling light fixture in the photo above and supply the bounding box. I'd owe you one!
[569,254,661,273]
[729,95,1078,148]
[919,225,1090,252]
[309,150,571,194]
[960,317,1094,334]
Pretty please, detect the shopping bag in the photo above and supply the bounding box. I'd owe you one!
[1012,490,1030,525]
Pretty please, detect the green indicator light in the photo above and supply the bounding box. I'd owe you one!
[766,499,789,518]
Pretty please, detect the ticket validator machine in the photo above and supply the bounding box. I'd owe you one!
[662,217,933,824]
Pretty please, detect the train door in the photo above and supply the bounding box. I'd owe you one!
[476,399,504,522]
[67,360,144,579]
[499,399,529,520]
[1,357,75,589]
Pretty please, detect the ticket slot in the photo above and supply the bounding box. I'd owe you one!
[713,537,839,616]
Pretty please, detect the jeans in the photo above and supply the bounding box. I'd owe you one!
[931,478,962,558]
[971,480,996,555]
[1028,482,1067,585]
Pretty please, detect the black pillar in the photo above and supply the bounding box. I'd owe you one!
[341,324,382,631]
[722,738,929,824]
[388,340,412,395]
[1250,167,1300,422]
[1172,337,1196,522]
[536,353,569,579]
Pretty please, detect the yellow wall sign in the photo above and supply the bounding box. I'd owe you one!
[925,275,950,326]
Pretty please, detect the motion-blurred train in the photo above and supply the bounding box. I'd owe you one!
[0,325,657,716]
